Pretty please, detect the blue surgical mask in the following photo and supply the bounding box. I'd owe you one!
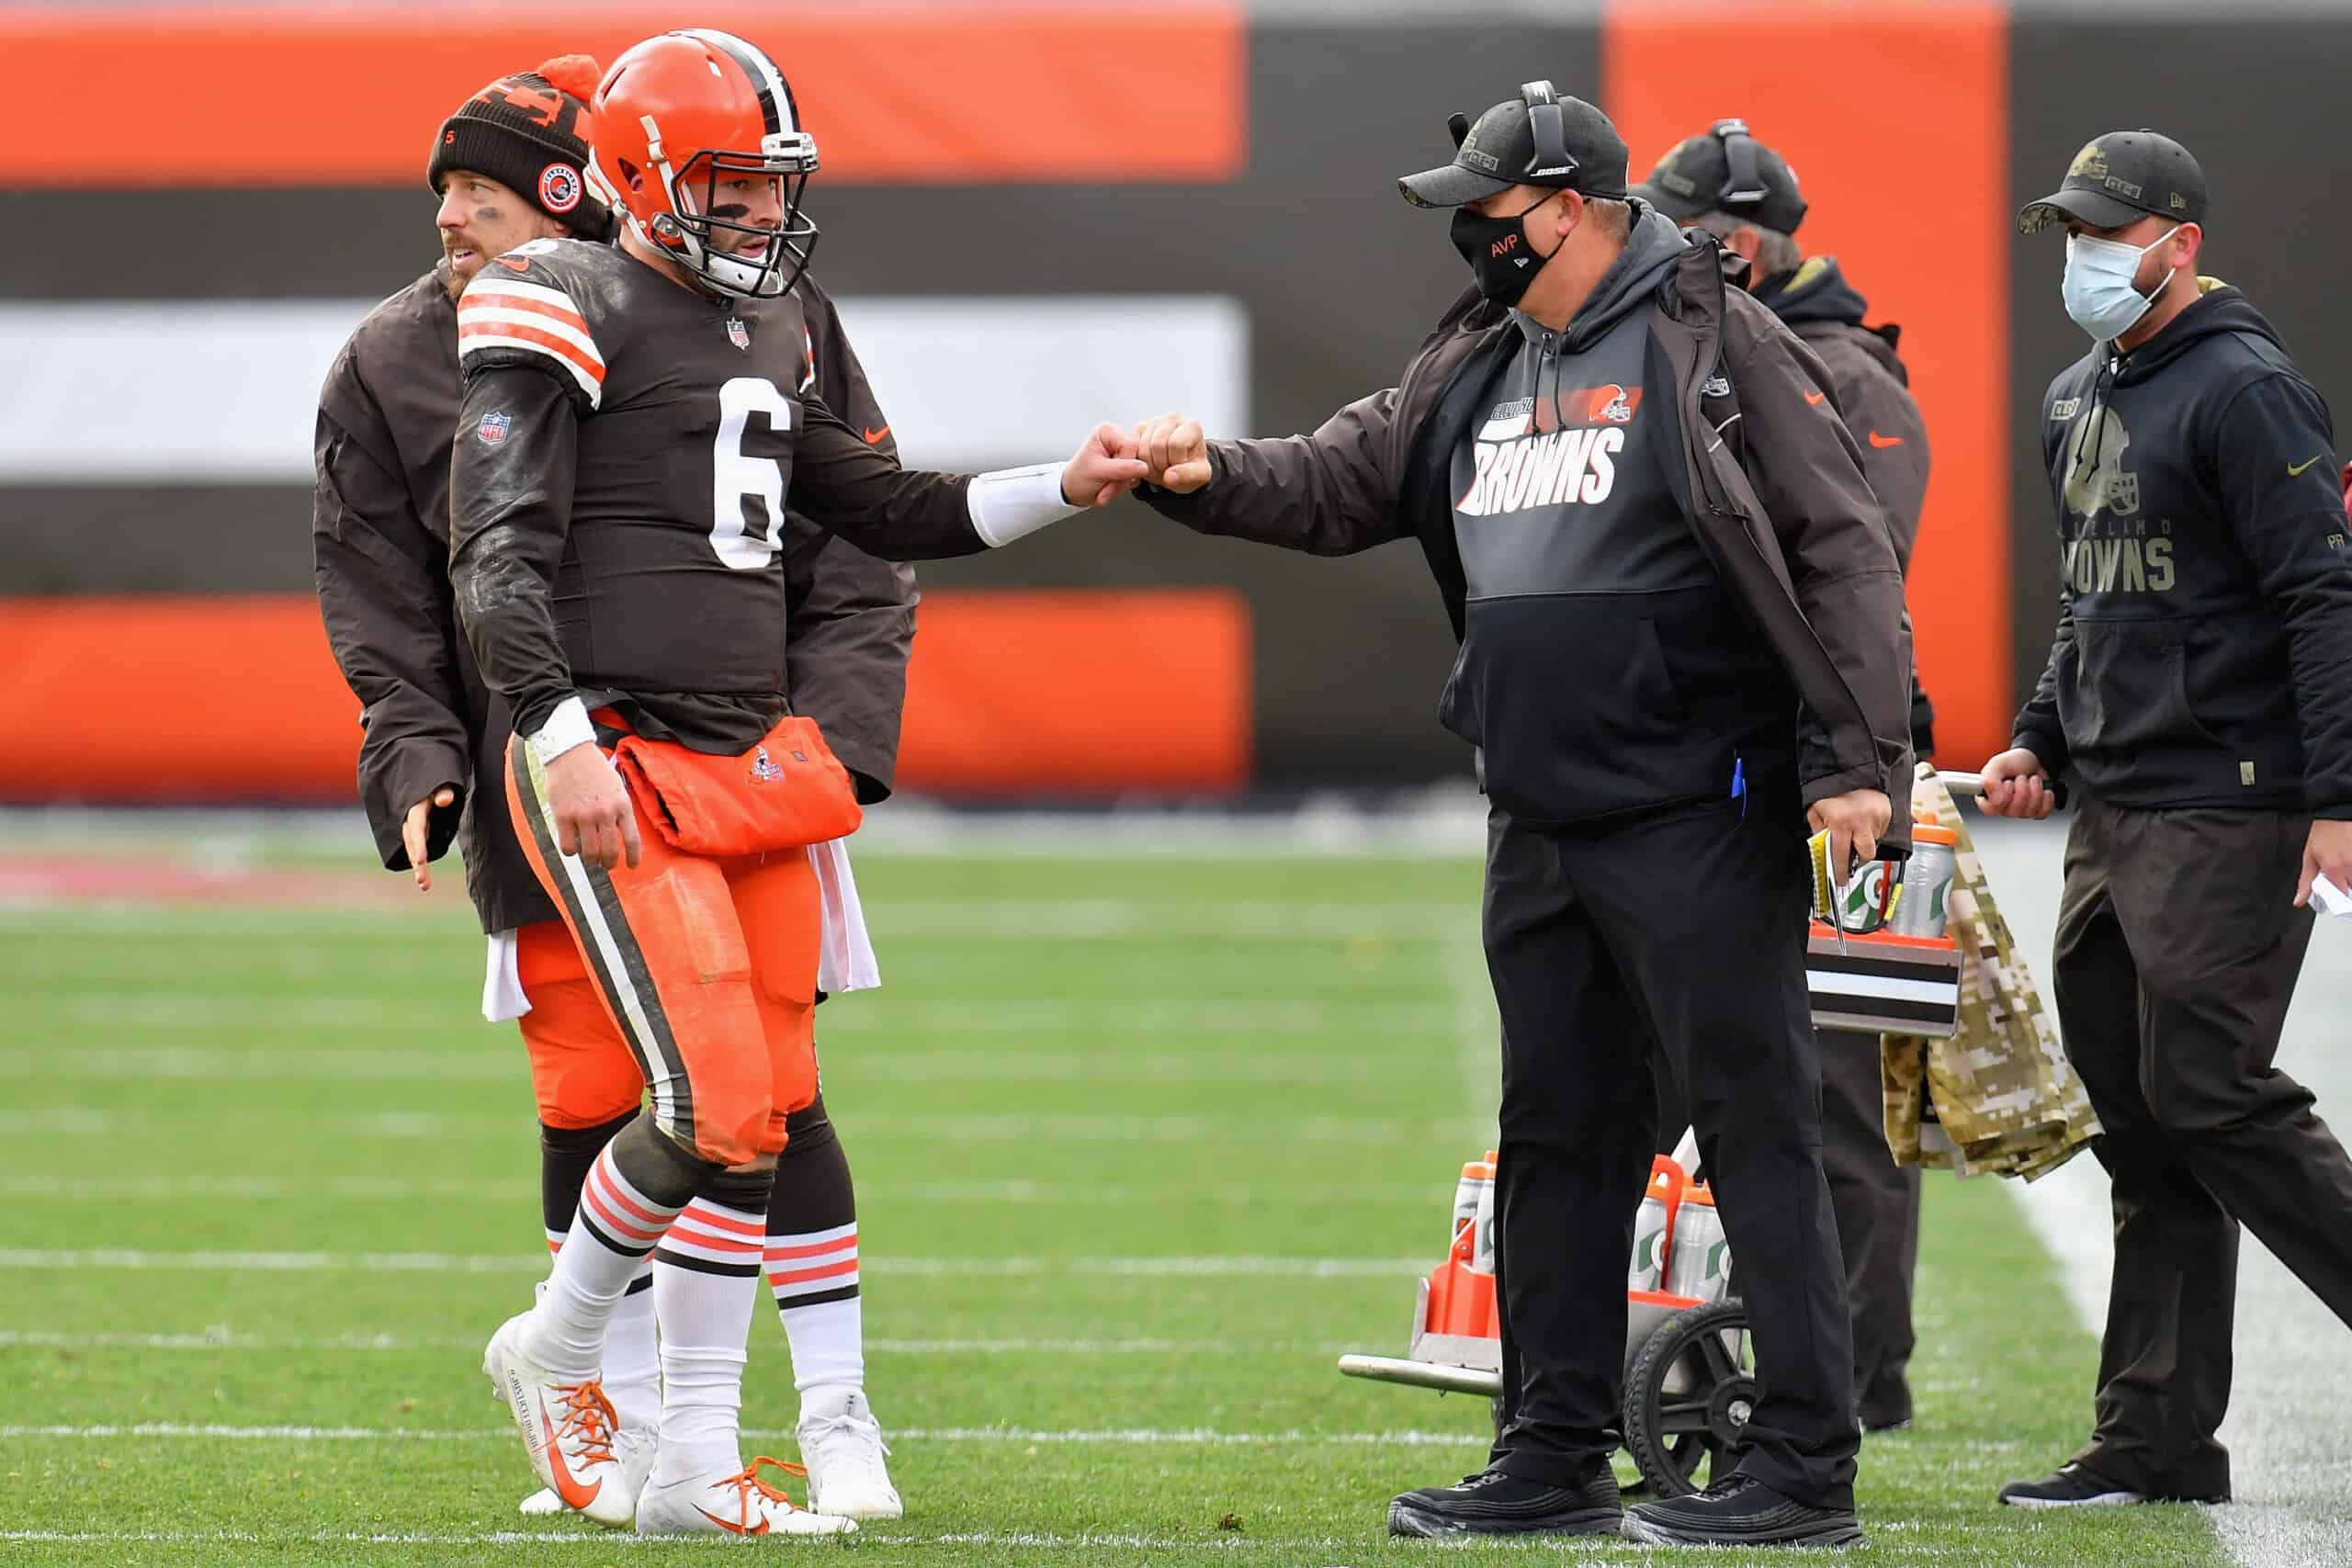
[2061,224,2180,343]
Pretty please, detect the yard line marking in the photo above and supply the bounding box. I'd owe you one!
[0,897,1440,938]
[0,1111,1483,1145]
[0,1173,1439,1205]
[0,1248,1426,1279]
[0,1044,1412,1089]
[0,1327,1358,1357]
[0,1423,1486,1448]
[0,1528,1340,1551]
[21,994,1455,1035]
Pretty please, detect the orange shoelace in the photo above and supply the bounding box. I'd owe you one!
[550,1380,619,1469]
[714,1456,808,1526]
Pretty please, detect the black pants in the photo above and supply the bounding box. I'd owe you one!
[1479,797,1858,1511]
[2054,793,2352,1500]
[1817,1027,1920,1428]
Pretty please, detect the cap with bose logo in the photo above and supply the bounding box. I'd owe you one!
[1398,81,1631,209]
[2018,130,2208,234]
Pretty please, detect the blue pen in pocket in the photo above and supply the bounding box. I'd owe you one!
[1731,754,1747,818]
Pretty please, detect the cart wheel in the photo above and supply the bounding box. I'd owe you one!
[1622,1299,1758,1499]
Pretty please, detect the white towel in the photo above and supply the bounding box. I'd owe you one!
[810,838,881,993]
[481,929,531,1023]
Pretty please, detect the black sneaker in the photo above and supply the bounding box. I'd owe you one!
[1385,1465,1622,1538]
[1623,1474,1864,1549]
[1996,1462,2150,1508]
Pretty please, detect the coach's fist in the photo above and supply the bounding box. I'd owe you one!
[1133,412,1212,493]
[1978,748,2057,820]
[1061,424,1151,508]
[546,743,641,872]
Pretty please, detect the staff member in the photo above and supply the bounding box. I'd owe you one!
[1984,130,2352,1508]
[1131,83,1912,1548]
[1636,118,1933,1436]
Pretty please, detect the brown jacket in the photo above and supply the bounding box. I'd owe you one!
[1140,218,1914,845]
[313,265,916,932]
[1749,254,1936,755]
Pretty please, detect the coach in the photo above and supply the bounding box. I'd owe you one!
[1636,118,1934,1436]
[1984,130,2352,1509]
[1131,83,1912,1547]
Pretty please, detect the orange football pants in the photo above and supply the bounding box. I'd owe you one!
[506,733,820,1168]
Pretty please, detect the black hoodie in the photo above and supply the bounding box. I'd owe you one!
[2015,282,2352,818]
[1438,210,1795,823]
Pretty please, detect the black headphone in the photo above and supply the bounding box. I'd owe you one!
[1520,80,1577,182]
[1711,118,1767,209]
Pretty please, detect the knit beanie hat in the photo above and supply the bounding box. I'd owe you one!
[427,55,612,238]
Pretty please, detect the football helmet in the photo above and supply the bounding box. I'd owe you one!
[588,29,819,299]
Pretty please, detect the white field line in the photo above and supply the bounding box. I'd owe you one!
[0,797,1491,861]
[20,994,1455,1035]
[0,1044,1413,1089]
[0,1327,1359,1357]
[0,898,1446,942]
[0,1248,1427,1279]
[0,1173,1442,1206]
[0,1110,1481,1145]
[0,1422,1484,1448]
[0,1529,1339,1551]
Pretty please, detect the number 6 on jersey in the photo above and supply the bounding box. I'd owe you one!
[711,376,791,570]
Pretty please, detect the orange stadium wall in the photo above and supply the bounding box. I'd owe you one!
[1603,0,2013,777]
[0,594,1250,804]
[7,4,2352,801]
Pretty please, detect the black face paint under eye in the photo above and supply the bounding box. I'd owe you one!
[473,206,505,224]
[1450,193,1559,309]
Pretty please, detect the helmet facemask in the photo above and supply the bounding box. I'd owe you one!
[625,126,820,300]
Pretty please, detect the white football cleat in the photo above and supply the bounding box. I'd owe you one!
[634,1455,859,1538]
[481,1311,634,1529]
[797,1387,904,1520]
[519,1426,654,1517]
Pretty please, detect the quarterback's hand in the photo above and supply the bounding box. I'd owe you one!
[1060,423,1150,508]
[1978,748,2057,820]
[2296,818,2352,908]
[1807,788,1892,879]
[401,784,458,892]
[1133,412,1211,493]
[545,744,640,872]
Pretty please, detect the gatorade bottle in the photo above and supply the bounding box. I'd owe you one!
[1453,1151,1496,1248]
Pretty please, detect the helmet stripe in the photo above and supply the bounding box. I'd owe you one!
[681,28,790,139]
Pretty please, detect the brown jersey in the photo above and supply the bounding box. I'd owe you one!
[316,256,914,932]
[449,237,982,753]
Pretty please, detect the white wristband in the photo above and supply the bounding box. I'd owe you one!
[967,462,1080,547]
[526,695,596,767]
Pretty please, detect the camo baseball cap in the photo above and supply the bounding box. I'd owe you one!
[2018,130,2208,234]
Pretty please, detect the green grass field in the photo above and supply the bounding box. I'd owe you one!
[0,840,2228,1565]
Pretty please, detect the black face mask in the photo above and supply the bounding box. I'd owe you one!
[1451,192,1565,308]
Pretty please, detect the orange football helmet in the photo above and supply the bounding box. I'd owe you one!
[586,29,820,299]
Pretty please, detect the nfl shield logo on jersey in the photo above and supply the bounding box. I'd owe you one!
[476,412,510,446]
[749,745,785,782]
[726,318,751,351]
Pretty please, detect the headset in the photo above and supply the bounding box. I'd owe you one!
[1712,118,1769,207]
[1519,80,1577,181]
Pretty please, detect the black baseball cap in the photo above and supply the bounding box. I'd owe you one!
[1629,118,1808,235]
[2018,130,2208,234]
[1398,81,1630,209]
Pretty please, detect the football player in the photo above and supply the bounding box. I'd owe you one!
[313,54,915,1532]
[451,29,1145,1536]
